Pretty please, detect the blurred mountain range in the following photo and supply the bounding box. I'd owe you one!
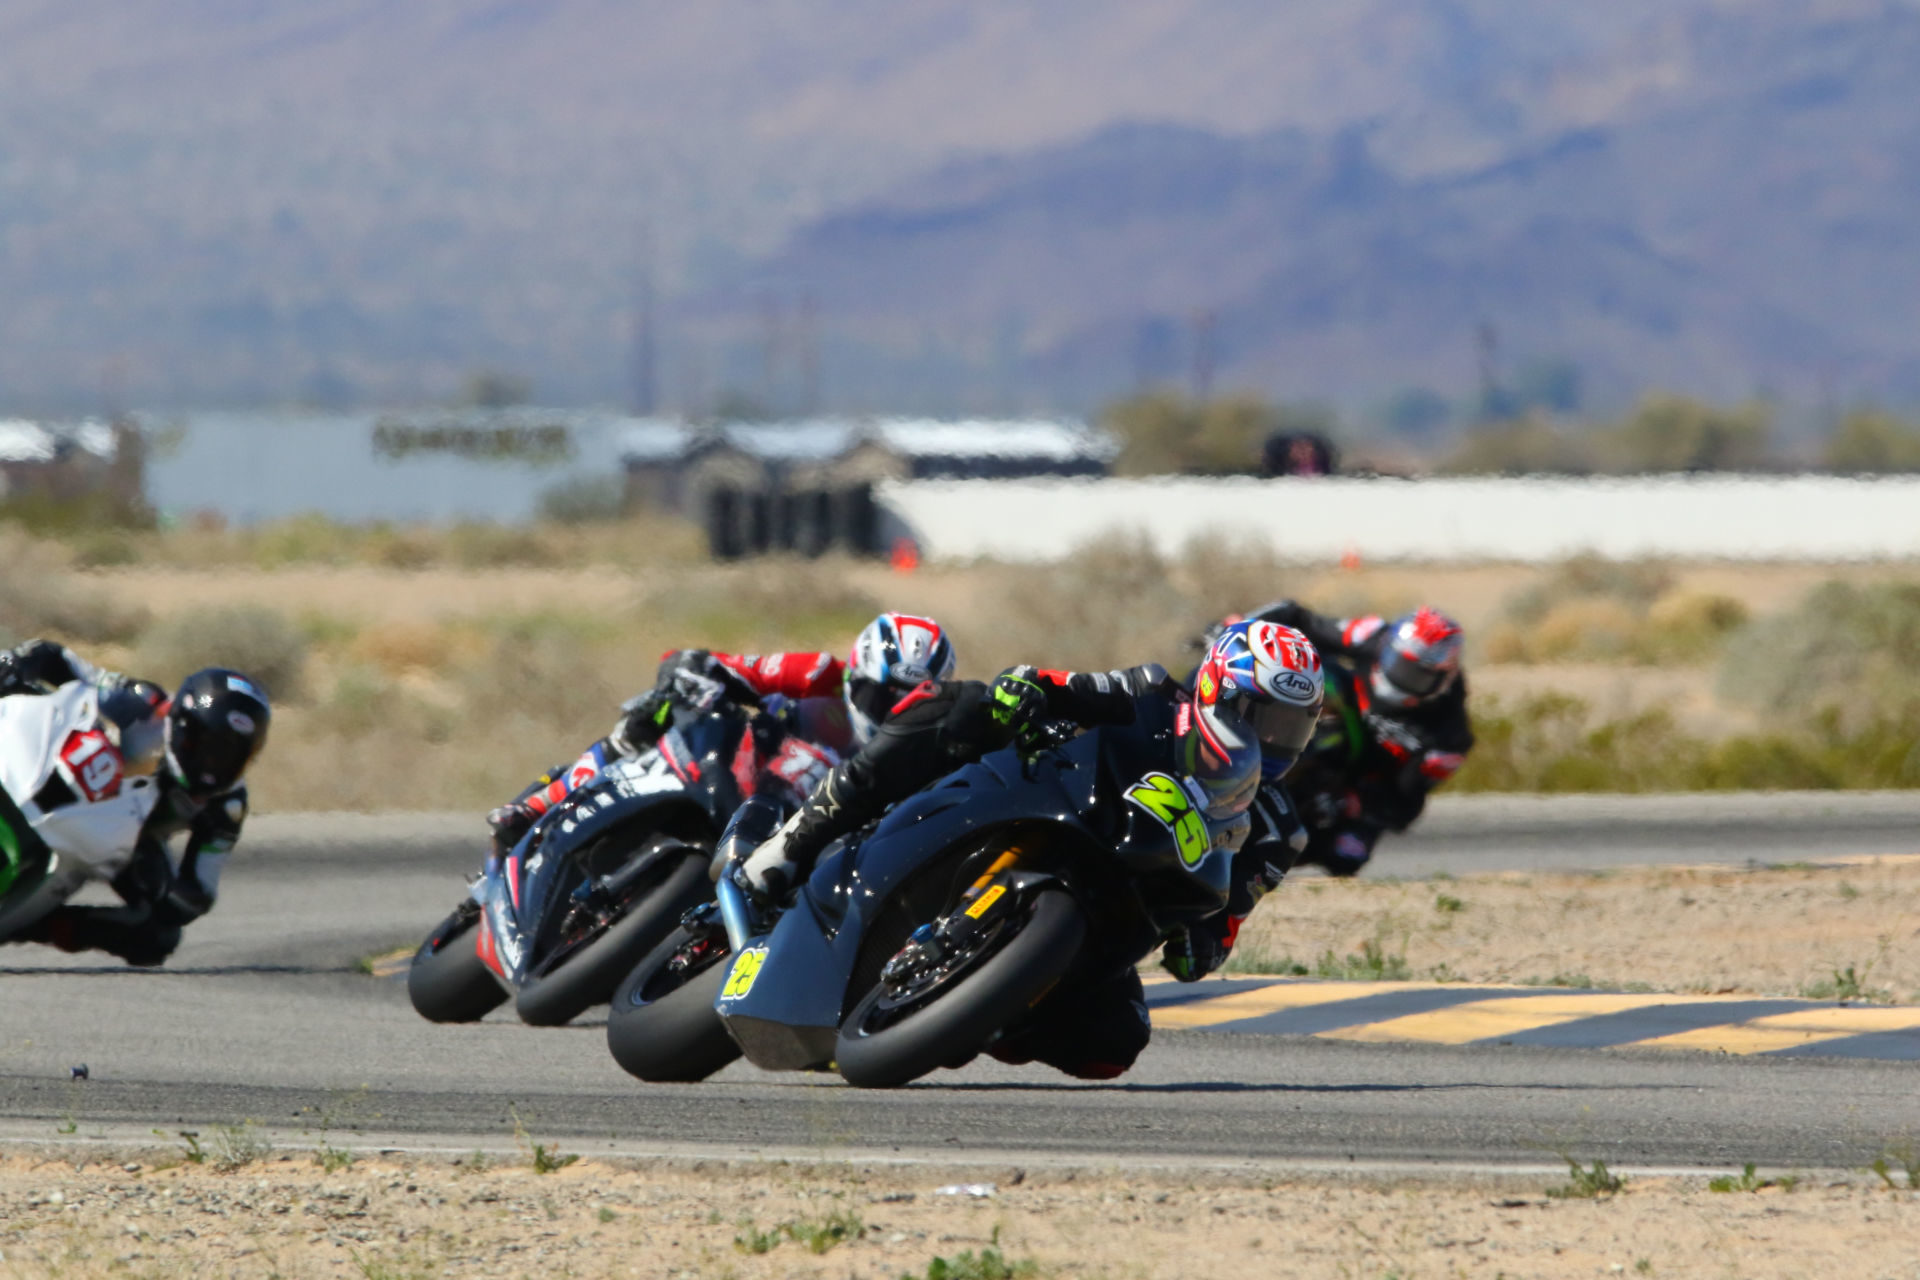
[1,0,1915,421]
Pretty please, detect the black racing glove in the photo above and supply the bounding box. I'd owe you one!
[988,669,1051,748]
[1160,925,1228,983]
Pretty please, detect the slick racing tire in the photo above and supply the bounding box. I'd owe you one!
[516,847,713,1028]
[835,887,1085,1089]
[407,903,509,1024]
[606,923,742,1083]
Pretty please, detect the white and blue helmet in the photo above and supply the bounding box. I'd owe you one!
[844,612,957,743]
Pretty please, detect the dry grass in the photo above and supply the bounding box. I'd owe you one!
[1,1150,1917,1280]
[1233,856,1920,1001]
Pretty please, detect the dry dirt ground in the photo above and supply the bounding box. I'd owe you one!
[2,1149,1918,1280]
[1235,855,1920,1003]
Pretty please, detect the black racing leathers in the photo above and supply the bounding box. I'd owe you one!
[756,662,1224,1081]
[765,664,1158,878]
[1,641,245,966]
[1244,600,1473,871]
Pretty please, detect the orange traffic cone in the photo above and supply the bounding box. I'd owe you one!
[891,537,921,573]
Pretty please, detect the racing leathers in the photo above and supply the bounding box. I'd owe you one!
[488,648,852,852]
[0,641,246,966]
[737,662,1256,1080]
[1239,600,1473,874]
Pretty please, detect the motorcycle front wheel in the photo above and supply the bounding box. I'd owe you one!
[516,844,713,1027]
[835,887,1085,1089]
[407,902,509,1023]
[605,921,742,1083]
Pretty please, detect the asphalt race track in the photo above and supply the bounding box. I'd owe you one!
[3,795,1919,1173]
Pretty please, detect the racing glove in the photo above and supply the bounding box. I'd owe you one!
[608,688,673,756]
[1159,925,1228,983]
[988,669,1051,748]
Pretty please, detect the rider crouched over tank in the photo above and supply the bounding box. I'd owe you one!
[735,620,1325,1080]
[1213,600,1473,878]
[0,639,271,966]
[482,613,957,858]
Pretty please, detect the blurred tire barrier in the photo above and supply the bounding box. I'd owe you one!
[703,483,882,560]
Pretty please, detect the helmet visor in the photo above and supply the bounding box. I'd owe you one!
[1187,700,1262,819]
[845,675,897,732]
[1379,647,1447,700]
[169,714,264,797]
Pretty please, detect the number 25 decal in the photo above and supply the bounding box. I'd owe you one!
[1125,772,1209,868]
[720,947,769,1000]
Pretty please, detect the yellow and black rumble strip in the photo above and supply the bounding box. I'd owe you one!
[1144,977,1920,1060]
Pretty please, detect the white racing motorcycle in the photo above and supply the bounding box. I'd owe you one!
[0,678,167,944]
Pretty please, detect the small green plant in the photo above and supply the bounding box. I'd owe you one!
[316,1142,356,1172]
[1635,1260,1654,1275]
[1313,935,1410,981]
[1547,1157,1624,1199]
[1434,893,1465,914]
[902,1246,1037,1280]
[176,1130,206,1165]
[1523,972,1598,989]
[597,1206,617,1224]
[1870,1140,1920,1190]
[509,1104,579,1174]
[735,1209,865,1256]
[1801,964,1892,1003]
[211,1121,271,1171]
[1708,1162,1788,1193]
[1838,881,1861,900]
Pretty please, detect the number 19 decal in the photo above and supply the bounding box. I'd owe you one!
[1125,772,1209,868]
[720,946,769,1000]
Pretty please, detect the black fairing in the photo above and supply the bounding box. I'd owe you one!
[503,707,753,986]
[715,697,1243,1068]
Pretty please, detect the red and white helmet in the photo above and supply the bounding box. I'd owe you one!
[1370,608,1464,708]
[844,612,957,743]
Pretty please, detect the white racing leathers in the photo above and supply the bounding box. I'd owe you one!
[0,681,163,941]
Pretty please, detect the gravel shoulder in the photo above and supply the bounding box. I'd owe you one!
[1236,853,1920,1001]
[2,1147,1917,1279]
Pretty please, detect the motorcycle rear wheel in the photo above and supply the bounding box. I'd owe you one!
[516,845,713,1027]
[407,903,508,1023]
[835,887,1084,1089]
[605,923,741,1083]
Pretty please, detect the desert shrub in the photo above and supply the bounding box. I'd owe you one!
[1642,591,1750,662]
[1504,555,1673,624]
[135,606,310,700]
[1103,392,1330,475]
[987,535,1194,672]
[0,529,149,644]
[538,474,628,524]
[1440,418,1595,475]
[1454,693,1920,792]
[1718,580,1920,726]
[1596,395,1772,472]
[443,521,561,568]
[657,560,879,658]
[1443,395,1774,475]
[1823,410,1920,473]
[360,524,438,570]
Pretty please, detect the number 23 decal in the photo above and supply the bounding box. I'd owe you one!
[1125,772,1209,868]
[720,946,769,1000]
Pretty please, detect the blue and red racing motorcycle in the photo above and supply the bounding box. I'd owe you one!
[407,695,832,1027]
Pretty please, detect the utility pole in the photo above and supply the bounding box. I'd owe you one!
[1191,310,1217,403]
[630,223,657,416]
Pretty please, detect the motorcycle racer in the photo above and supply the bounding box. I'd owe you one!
[0,640,270,966]
[737,620,1324,1079]
[1221,600,1472,876]
[485,613,957,855]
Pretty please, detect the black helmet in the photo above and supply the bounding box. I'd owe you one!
[165,668,271,798]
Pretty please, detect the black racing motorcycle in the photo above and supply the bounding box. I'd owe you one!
[606,701,1247,1087]
[409,696,792,1027]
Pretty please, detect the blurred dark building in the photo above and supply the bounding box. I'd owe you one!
[1261,430,1338,477]
[0,418,146,515]
[622,418,1115,559]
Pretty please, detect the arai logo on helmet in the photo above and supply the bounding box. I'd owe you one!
[1269,670,1317,703]
[227,711,257,735]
